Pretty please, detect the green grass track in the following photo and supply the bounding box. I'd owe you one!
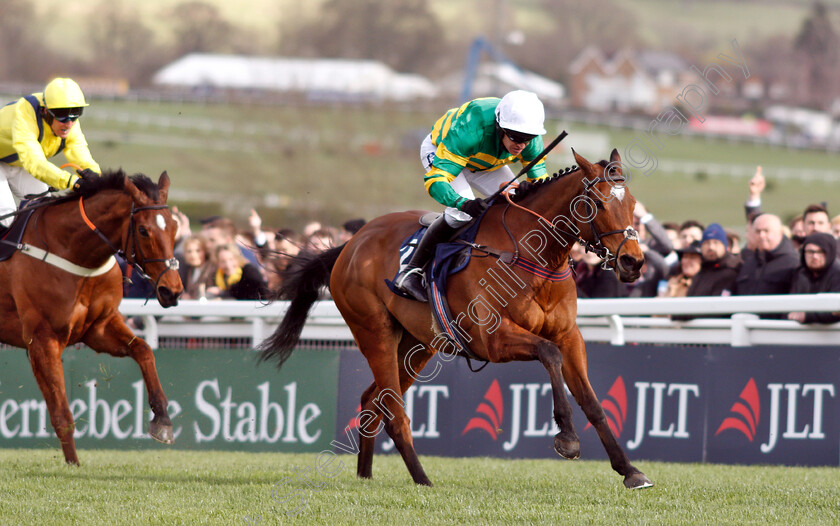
[1,449,838,525]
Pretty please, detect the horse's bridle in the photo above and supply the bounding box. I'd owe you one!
[79,197,180,291]
[503,174,639,270]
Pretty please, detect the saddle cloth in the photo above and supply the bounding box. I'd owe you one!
[385,216,483,357]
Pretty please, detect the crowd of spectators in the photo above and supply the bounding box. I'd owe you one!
[121,206,365,303]
[125,165,840,326]
[572,166,840,324]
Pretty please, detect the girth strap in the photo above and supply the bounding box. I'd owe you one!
[18,244,117,277]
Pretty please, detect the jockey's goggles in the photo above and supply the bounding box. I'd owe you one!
[503,129,536,145]
[47,106,83,123]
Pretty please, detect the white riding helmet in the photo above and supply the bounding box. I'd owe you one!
[495,90,546,136]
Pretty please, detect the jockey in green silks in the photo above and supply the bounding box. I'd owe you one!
[394,90,549,302]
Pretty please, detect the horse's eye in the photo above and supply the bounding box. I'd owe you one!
[138,226,150,238]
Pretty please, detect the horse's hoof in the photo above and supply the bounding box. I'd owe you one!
[149,422,174,444]
[624,472,653,489]
[415,477,433,487]
[553,435,580,459]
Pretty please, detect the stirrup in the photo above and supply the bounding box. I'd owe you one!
[395,267,424,288]
[395,267,428,302]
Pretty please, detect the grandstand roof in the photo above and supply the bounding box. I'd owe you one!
[152,54,438,101]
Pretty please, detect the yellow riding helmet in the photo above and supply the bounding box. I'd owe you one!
[43,78,88,109]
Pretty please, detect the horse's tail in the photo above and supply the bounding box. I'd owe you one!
[258,243,345,369]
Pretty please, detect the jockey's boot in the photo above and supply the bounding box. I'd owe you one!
[394,216,459,302]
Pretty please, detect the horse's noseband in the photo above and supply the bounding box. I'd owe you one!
[80,197,178,295]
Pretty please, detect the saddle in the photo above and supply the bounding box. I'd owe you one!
[0,205,37,262]
[385,215,483,364]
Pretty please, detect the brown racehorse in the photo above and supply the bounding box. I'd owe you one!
[0,170,183,464]
[261,149,653,489]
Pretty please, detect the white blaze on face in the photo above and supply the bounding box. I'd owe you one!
[156,213,166,230]
[611,186,626,202]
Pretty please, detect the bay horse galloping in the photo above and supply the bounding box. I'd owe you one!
[261,149,653,489]
[0,170,182,464]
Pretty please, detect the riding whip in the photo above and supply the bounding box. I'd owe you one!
[486,130,568,204]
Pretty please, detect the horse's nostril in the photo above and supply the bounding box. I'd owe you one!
[619,255,641,271]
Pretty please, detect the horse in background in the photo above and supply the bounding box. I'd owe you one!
[261,149,652,489]
[0,170,182,464]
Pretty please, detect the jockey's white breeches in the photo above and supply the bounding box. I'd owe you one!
[0,164,49,227]
[420,134,515,228]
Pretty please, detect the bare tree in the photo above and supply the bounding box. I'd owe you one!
[793,1,840,108]
[88,0,166,86]
[278,0,446,73]
[170,1,234,57]
[0,0,64,81]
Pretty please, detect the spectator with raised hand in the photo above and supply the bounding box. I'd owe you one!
[787,232,840,324]
[201,215,261,268]
[687,223,741,297]
[734,213,798,302]
[663,222,682,251]
[633,201,675,261]
[745,165,764,219]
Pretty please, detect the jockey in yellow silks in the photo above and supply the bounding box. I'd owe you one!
[0,78,101,226]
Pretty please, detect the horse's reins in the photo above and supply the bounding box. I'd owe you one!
[78,197,180,296]
[498,172,638,271]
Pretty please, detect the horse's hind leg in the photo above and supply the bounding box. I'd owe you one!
[353,327,432,486]
[83,314,173,444]
[356,381,380,479]
[560,329,652,489]
[356,332,435,480]
[27,336,79,464]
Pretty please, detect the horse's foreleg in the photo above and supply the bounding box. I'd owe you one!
[535,340,580,460]
[83,314,173,444]
[560,329,652,489]
[26,335,78,465]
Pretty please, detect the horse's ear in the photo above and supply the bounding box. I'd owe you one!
[572,148,594,172]
[157,171,170,203]
[124,176,149,205]
[609,148,621,165]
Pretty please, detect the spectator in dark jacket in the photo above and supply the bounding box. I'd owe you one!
[574,245,627,298]
[687,223,741,297]
[207,242,269,300]
[734,213,798,299]
[787,232,840,324]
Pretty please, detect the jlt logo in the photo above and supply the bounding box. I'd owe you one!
[715,378,835,453]
[626,382,700,450]
[376,385,449,452]
[584,376,628,438]
[462,377,698,452]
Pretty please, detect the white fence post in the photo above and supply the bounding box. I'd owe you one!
[730,313,758,347]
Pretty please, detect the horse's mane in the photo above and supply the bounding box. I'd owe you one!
[511,160,615,202]
[43,169,159,202]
